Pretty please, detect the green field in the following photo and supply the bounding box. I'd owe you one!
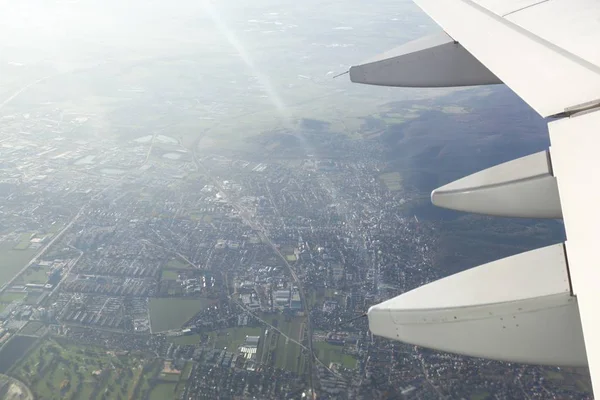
[166,258,193,270]
[149,297,214,333]
[211,327,264,351]
[149,382,178,400]
[157,373,180,382]
[285,254,297,262]
[0,292,27,303]
[13,233,32,250]
[545,370,565,381]
[308,288,342,309]
[168,334,203,345]
[10,339,148,400]
[280,245,294,254]
[20,321,46,336]
[379,172,403,192]
[161,270,179,280]
[247,235,261,244]
[181,362,193,380]
[258,313,306,374]
[543,368,592,393]
[0,242,39,287]
[23,291,45,305]
[314,341,357,370]
[11,339,193,400]
[19,266,49,284]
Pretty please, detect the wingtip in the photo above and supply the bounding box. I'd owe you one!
[430,188,440,207]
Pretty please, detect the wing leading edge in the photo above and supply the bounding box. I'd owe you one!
[350,0,600,396]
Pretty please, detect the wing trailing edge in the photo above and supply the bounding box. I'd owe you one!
[431,150,562,218]
[368,244,587,366]
[349,32,501,87]
[350,0,598,386]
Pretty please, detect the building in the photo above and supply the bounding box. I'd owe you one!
[274,289,290,309]
[239,335,261,361]
[245,336,260,347]
[290,292,302,310]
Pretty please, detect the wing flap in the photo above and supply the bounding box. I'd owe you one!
[431,150,562,218]
[368,244,587,366]
[414,0,600,116]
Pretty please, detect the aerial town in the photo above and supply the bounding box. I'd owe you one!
[0,106,591,400]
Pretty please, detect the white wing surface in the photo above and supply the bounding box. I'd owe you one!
[415,0,600,117]
[349,0,600,396]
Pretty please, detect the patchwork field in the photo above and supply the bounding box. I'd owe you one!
[8,338,192,400]
[258,313,306,375]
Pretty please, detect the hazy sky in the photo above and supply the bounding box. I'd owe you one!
[0,0,450,142]
[0,0,434,71]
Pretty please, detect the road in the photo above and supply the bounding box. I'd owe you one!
[49,249,84,298]
[0,206,85,296]
[0,62,112,115]
[232,298,343,379]
[0,75,54,112]
[143,133,157,165]
[190,147,317,397]
[258,231,317,393]
[0,154,144,298]
[141,237,202,270]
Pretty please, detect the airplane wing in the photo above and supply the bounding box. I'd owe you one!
[349,0,600,395]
